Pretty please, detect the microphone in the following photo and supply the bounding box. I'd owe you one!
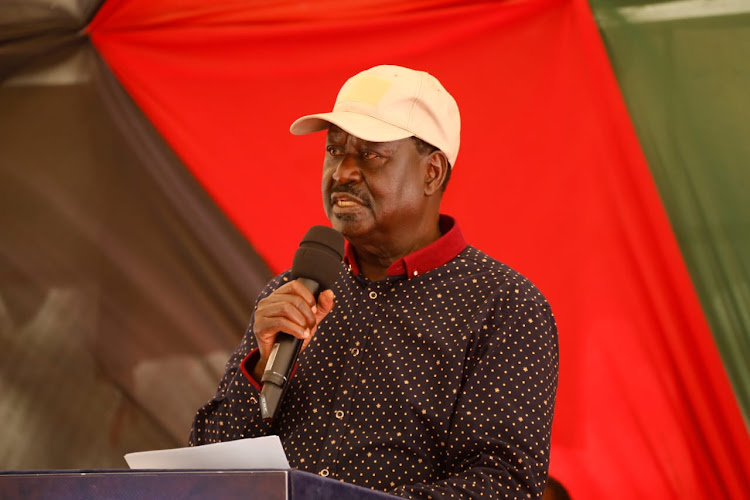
[259,225,345,422]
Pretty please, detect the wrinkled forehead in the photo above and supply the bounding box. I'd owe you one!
[326,124,406,149]
[326,124,360,142]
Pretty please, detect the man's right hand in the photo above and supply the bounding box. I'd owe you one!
[251,279,335,382]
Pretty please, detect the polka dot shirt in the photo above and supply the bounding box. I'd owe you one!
[190,216,559,499]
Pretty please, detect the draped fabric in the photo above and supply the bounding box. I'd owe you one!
[591,0,750,431]
[0,1,272,468]
[1,0,749,498]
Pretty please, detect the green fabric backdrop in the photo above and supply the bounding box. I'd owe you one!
[591,0,750,425]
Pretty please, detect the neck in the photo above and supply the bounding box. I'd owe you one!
[352,221,442,281]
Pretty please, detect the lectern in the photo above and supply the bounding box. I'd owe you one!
[0,469,399,499]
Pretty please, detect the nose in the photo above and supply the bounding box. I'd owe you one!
[332,154,362,184]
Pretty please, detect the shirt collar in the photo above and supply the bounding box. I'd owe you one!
[343,215,467,279]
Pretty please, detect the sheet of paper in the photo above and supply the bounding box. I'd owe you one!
[124,435,289,470]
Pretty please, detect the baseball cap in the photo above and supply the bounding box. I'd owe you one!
[290,65,461,167]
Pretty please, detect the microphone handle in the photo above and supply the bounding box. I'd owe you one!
[259,277,320,422]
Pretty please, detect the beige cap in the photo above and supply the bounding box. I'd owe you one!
[290,65,461,167]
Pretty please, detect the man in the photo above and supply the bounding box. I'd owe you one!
[190,65,559,499]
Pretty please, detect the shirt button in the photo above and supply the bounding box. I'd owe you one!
[350,347,360,356]
[334,410,345,420]
[319,468,330,477]
[369,291,378,299]
[249,396,257,405]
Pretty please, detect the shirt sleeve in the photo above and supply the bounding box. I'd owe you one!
[389,283,559,499]
[188,272,291,446]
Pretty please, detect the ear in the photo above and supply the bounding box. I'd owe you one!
[424,151,449,196]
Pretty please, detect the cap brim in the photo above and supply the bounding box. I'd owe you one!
[290,111,414,143]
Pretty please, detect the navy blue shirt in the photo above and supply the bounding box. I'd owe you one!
[190,216,558,499]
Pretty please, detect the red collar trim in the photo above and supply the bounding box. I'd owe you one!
[343,215,467,279]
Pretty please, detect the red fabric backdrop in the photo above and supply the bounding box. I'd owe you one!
[88,0,750,497]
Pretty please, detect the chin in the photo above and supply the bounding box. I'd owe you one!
[331,213,370,239]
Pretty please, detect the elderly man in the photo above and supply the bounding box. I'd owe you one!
[190,65,559,499]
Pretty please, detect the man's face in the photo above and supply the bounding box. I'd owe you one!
[322,126,430,245]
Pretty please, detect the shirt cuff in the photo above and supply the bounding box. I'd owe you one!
[240,346,300,392]
[240,347,263,391]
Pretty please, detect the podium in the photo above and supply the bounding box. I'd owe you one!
[0,469,399,499]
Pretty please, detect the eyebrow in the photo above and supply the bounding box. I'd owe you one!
[326,125,391,150]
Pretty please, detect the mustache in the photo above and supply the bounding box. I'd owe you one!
[329,184,372,208]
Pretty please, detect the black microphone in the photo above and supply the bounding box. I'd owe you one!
[259,225,345,422]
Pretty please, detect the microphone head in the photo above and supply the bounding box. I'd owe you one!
[291,225,345,290]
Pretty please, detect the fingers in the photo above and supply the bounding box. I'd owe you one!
[254,280,336,350]
[316,289,335,316]
[310,289,335,331]
[252,280,337,378]
[258,298,315,337]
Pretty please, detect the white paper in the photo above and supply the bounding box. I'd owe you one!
[124,435,289,470]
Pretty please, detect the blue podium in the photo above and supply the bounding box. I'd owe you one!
[0,469,399,499]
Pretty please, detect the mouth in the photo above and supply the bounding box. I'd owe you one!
[335,199,358,208]
[330,192,367,208]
